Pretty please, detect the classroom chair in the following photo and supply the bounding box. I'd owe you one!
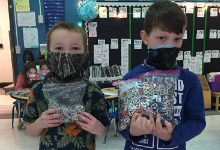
[11,100,24,128]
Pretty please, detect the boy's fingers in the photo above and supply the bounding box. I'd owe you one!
[76,121,88,129]
[165,120,173,133]
[44,109,58,115]
[77,114,91,123]
[131,113,142,123]
[80,112,94,120]
[149,112,155,126]
[155,113,162,130]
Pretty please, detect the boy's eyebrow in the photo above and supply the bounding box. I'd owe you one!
[52,43,82,46]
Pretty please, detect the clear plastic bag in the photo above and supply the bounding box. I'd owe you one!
[42,80,86,123]
[118,70,180,131]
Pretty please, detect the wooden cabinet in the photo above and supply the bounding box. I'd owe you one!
[198,75,211,109]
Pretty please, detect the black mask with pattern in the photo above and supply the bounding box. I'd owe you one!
[144,47,180,70]
[44,52,90,83]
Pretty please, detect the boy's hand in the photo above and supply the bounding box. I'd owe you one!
[76,112,107,138]
[149,113,173,141]
[129,113,154,137]
[36,109,63,129]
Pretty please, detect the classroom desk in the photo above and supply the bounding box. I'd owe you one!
[10,95,28,126]
[101,87,118,137]
[211,92,220,111]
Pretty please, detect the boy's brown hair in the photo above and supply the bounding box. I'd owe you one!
[144,1,187,35]
[46,22,88,52]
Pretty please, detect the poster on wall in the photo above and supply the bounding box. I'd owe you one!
[142,7,149,18]
[99,7,107,18]
[23,28,39,48]
[15,0,30,12]
[94,45,102,64]
[121,44,129,76]
[119,7,127,18]
[17,12,36,27]
[210,8,218,17]
[101,44,109,66]
[109,7,117,18]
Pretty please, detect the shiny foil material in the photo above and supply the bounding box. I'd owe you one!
[118,71,180,131]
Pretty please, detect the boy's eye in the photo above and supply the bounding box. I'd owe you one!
[175,38,182,41]
[72,47,79,50]
[158,37,165,40]
[55,47,62,50]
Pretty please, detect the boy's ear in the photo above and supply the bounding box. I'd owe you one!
[140,30,148,45]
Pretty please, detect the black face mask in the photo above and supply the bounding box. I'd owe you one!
[44,52,90,83]
[145,47,180,70]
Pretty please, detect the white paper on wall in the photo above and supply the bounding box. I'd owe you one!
[133,8,141,18]
[183,59,190,69]
[197,3,205,7]
[89,27,97,37]
[94,54,102,64]
[183,30,187,39]
[218,30,220,39]
[111,39,118,49]
[197,68,202,75]
[196,51,203,59]
[134,44,142,49]
[17,12,36,27]
[196,58,203,65]
[186,8,193,14]
[94,45,102,64]
[121,44,129,76]
[119,7,127,18]
[184,51,191,60]
[205,50,212,54]
[111,44,118,49]
[101,44,109,66]
[23,28,39,48]
[99,7,107,18]
[189,57,197,73]
[210,8,218,17]
[121,39,131,44]
[177,51,183,60]
[94,45,102,55]
[142,7,149,18]
[88,22,97,28]
[209,29,217,39]
[134,39,142,49]
[204,53,211,63]
[88,22,97,37]
[196,64,202,69]
[109,7,117,18]
[98,39,105,45]
[196,30,204,39]
[212,50,219,58]
[197,8,204,17]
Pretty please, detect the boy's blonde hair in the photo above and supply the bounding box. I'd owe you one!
[144,1,187,35]
[46,22,88,52]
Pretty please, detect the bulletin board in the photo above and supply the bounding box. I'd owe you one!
[84,2,220,75]
[83,6,129,67]
[203,6,220,74]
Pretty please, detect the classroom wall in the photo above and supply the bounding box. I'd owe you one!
[0,0,13,83]
[13,0,81,75]
[12,0,171,75]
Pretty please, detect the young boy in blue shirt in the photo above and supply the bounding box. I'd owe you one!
[117,1,206,150]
